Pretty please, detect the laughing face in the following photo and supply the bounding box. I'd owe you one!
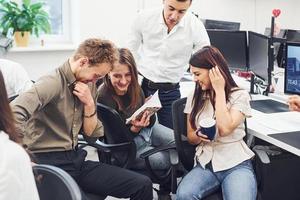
[190,65,212,91]
[75,62,111,84]
[108,63,132,95]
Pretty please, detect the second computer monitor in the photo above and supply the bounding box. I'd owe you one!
[204,19,240,31]
[286,29,300,43]
[248,31,270,84]
[284,42,300,95]
[207,30,248,70]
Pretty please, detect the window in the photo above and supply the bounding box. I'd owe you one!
[31,0,71,44]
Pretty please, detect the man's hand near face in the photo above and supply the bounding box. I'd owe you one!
[73,81,97,136]
[73,81,94,106]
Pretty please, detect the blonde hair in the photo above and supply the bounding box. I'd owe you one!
[74,38,118,67]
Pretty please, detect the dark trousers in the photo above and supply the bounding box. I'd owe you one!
[142,79,181,129]
[34,149,153,200]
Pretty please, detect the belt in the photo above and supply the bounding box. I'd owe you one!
[143,78,179,91]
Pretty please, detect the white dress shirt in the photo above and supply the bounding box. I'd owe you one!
[184,89,255,172]
[0,59,33,98]
[128,8,210,83]
[0,132,39,200]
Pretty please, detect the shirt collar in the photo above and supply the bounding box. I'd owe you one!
[60,60,77,87]
[159,9,186,29]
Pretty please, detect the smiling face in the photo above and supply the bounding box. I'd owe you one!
[75,58,112,83]
[190,65,211,91]
[163,0,191,30]
[108,63,132,95]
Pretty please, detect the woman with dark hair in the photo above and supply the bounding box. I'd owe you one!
[0,70,39,200]
[176,46,257,200]
[98,48,174,198]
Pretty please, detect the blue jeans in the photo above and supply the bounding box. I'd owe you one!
[176,160,257,200]
[133,123,175,170]
[142,80,181,129]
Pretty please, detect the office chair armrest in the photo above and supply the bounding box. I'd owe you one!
[253,149,270,164]
[78,139,132,153]
[139,143,176,159]
[168,148,179,166]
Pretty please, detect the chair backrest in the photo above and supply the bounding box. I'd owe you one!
[33,164,82,200]
[172,97,196,171]
[97,103,136,168]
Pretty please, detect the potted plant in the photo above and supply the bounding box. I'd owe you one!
[0,0,51,47]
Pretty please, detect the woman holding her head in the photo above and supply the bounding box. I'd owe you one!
[97,48,174,196]
[0,70,39,200]
[176,46,257,200]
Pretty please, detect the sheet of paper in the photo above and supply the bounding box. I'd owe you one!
[126,90,161,124]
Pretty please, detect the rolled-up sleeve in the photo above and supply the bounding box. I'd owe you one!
[89,119,104,137]
[230,90,252,118]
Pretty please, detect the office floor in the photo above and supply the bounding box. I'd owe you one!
[85,146,177,200]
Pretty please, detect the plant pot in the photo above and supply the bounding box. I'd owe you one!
[14,31,30,47]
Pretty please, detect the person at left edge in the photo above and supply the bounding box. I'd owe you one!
[10,38,153,200]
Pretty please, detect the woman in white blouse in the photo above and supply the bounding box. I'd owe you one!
[176,46,257,200]
[0,70,39,200]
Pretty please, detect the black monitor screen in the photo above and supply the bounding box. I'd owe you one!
[248,31,270,82]
[284,42,300,95]
[286,29,300,43]
[204,19,240,31]
[207,30,248,70]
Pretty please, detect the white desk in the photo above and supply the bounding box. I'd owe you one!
[247,94,300,156]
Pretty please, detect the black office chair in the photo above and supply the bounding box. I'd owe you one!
[96,103,178,194]
[33,164,108,200]
[172,97,223,200]
[33,164,82,200]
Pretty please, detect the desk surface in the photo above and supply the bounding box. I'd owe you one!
[248,94,300,156]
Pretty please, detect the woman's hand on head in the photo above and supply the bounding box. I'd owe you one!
[209,66,226,93]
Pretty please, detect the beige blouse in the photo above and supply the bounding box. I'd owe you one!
[184,89,255,172]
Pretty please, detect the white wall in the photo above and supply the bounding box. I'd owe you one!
[2,0,299,80]
[3,51,73,80]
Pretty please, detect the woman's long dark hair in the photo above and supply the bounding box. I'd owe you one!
[189,46,239,130]
[0,70,20,143]
[103,48,142,110]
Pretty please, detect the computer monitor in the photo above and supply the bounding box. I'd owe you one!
[264,27,286,39]
[248,31,271,84]
[204,19,240,31]
[207,30,248,70]
[286,29,300,43]
[264,28,287,68]
[284,42,300,95]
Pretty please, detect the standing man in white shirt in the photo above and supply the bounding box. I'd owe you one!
[0,59,33,99]
[128,0,210,129]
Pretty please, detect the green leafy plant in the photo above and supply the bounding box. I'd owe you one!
[0,0,51,37]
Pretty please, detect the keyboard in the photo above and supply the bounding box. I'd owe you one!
[270,131,300,149]
[250,99,289,113]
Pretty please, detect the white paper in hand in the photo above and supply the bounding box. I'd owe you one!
[126,90,161,124]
